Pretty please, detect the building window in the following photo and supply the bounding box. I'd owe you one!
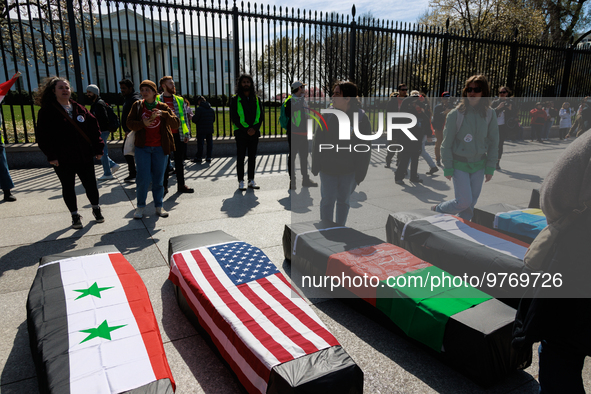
[190,58,197,71]
[208,59,215,72]
[120,53,127,68]
[173,56,179,70]
[224,60,229,73]
[95,52,102,67]
[209,82,215,95]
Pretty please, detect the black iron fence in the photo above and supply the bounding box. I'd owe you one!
[2,0,591,143]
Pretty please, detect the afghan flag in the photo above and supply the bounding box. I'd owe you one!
[0,73,20,104]
[27,251,175,394]
[169,240,344,394]
[493,208,547,240]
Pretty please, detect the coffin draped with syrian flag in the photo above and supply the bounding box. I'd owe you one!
[282,221,532,386]
[167,231,363,394]
[27,245,175,394]
[472,203,547,243]
[385,209,529,301]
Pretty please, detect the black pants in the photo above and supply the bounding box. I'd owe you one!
[53,160,99,213]
[196,133,213,160]
[287,133,309,180]
[164,133,186,189]
[235,132,259,182]
[498,124,508,162]
[395,143,420,181]
[123,133,136,177]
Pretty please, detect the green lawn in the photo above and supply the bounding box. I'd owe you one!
[1,104,286,143]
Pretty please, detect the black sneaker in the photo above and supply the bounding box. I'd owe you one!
[124,174,136,183]
[426,167,439,175]
[410,177,424,184]
[92,207,105,223]
[71,214,83,229]
[206,158,212,163]
[395,180,405,185]
[496,163,501,170]
[3,190,16,202]
[178,185,194,194]
[302,178,318,187]
[192,158,203,164]
[436,160,442,167]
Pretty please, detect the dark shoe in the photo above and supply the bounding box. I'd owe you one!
[395,180,405,185]
[206,158,212,163]
[410,177,423,184]
[178,185,194,194]
[164,187,169,197]
[436,160,442,167]
[384,163,391,168]
[168,168,175,175]
[192,158,203,164]
[124,174,136,183]
[71,214,83,229]
[302,178,318,187]
[496,163,501,170]
[92,207,105,223]
[3,190,16,202]
[426,167,439,175]
[289,179,296,191]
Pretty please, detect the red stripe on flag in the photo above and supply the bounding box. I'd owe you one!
[191,249,295,364]
[454,216,530,247]
[108,253,176,391]
[275,272,306,299]
[258,277,339,347]
[170,252,270,388]
[238,282,320,354]
[0,74,20,99]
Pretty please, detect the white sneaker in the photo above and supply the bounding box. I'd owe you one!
[155,207,169,217]
[111,164,120,174]
[248,180,260,189]
[238,181,246,191]
[133,207,144,219]
[98,174,115,181]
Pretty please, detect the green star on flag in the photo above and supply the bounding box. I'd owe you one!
[79,320,126,344]
[73,282,114,300]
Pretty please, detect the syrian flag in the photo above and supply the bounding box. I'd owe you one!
[169,241,340,394]
[493,208,547,240]
[0,73,20,104]
[28,252,175,393]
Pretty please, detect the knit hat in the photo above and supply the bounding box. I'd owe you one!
[140,80,158,93]
[86,84,99,96]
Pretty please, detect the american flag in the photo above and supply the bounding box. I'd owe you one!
[169,241,339,394]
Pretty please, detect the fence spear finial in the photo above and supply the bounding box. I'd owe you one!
[351,5,356,19]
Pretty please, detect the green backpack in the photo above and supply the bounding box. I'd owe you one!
[279,96,291,130]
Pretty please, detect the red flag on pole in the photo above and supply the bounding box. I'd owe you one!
[0,73,21,104]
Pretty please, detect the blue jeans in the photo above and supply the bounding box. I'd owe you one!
[0,144,14,190]
[436,168,484,221]
[135,146,167,208]
[319,172,356,226]
[538,340,587,394]
[421,135,436,168]
[100,131,117,176]
[543,119,553,139]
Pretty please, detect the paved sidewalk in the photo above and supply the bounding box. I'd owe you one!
[1,138,589,393]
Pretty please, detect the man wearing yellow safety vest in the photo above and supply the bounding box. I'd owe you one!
[230,74,263,191]
[284,81,318,191]
[158,76,194,194]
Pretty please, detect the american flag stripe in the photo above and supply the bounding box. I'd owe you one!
[240,281,325,354]
[192,248,306,362]
[258,276,339,347]
[170,253,268,393]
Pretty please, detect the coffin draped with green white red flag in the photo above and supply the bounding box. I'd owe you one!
[385,209,529,301]
[167,231,363,394]
[27,245,175,394]
[282,221,532,386]
[472,203,547,244]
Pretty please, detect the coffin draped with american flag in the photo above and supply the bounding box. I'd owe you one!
[283,221,532,386]
[386,209,529,301]
[27,246,175,394]
[167,231,363,394]
[472,203,547,243]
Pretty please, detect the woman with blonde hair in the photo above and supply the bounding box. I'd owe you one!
[432,75,499,220]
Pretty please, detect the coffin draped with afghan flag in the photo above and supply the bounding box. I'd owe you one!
[282,221,532,386]
[167,231,363,394]
[385,209,529,301]
[27,245,175,394]
[472,203,547,243]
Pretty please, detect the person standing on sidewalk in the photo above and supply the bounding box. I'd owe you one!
[36,77,105,229]
[119,79,141,182]
[432,74,499,221]
[530,102,548,142]
[230,74,263,191]
[0,71,21,202]
[86,84,120,180]
[432,92,454,168]
[284,81,318,190]
[192,96,215,164]
[491,86,518,169]
[157,76,194,194]
[385,83,408,168]
[558,102,574,140]
[542,101,558,141]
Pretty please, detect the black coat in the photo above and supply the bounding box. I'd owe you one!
[121,91,142,133]
[89,98,110,133]
[192,101,216,135]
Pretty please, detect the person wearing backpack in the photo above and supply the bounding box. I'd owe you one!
[431,75,499,221]
[191,96,215,164]
[86,84,120,180]
[282,81,317,191]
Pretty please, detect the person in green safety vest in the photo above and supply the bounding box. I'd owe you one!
[284,81,318,191]
[157,76,194,194]
[229,74,263,191]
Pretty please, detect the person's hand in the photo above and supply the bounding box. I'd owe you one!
[96,155,103,160]
[445,175,452,181]
[143,118,156,127]
[49,159,59,167]
[247,128,255,136]
[152,109,162,118]
[485,174,493,182]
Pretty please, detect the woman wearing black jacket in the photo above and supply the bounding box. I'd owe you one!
[491,86,518,169]
[35,77,105,229]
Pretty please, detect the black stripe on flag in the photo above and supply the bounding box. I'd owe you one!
[27,261,70,394]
